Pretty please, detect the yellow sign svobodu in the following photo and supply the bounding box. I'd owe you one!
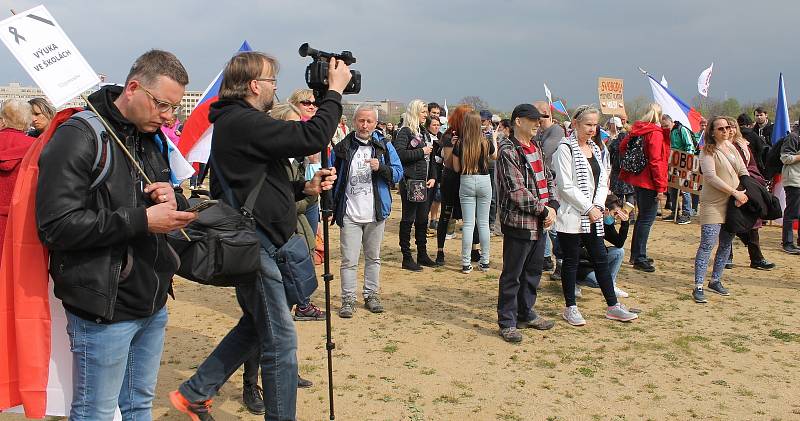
[668,149,703,193]
[598,77,626,116]
[0,5,99,107]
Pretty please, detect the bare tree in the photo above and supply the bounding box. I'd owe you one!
[458,96,490,112]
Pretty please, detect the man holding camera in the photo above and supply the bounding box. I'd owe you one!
[36,50,197,420]
[171,51,350,421]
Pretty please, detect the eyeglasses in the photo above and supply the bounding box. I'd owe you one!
[715,125,733,132]
[254,77,277,86]
[299,100,316,107]
[138,86,182,116]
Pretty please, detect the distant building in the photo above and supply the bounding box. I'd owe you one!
[342,99,404,123]
[0,82,205,118]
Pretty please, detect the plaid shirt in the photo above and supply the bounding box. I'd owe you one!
[496,136,554,240]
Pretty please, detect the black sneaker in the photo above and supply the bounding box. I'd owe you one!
[633,261,656,273]
[693,287,707,304]
[242,384,265,415]
[676,215,691,225]
[461,264,473,274]
[707,281,730,296]
[402,256,423,271]
[435,250,445,265]
[471,249,481,263]
[750,259,776,270]
[298,375,313,388]
[724,262,734,269]
[479,262,491,272]
[293,302,326,321]
[542,256,554,271]
[782,244,800,255]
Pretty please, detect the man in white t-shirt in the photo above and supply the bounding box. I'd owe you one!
[331,105,403,317]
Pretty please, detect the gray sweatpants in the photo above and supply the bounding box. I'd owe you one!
[339,216,386,300]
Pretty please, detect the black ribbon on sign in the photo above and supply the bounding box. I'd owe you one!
[8,26,25,44]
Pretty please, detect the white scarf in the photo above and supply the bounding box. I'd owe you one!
[568,133,604,236]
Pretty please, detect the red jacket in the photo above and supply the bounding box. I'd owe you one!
[0,128,36,257]
[618,121,670,192]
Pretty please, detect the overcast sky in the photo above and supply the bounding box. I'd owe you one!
[1,0,798,112]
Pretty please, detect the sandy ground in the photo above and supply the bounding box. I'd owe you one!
[6,193,800,421]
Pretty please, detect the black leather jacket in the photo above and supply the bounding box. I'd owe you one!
[394,125,437,181]
[36,86,188,322]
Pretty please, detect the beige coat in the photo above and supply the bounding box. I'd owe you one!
[698,145,749,225]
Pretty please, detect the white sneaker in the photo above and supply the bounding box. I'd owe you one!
[445,233,455,240]
[574,285,582,298]
[562,305,586,326]
[614,287,629,298]
[606,303,638,322]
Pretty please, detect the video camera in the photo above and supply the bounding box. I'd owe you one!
[299,43,361,101]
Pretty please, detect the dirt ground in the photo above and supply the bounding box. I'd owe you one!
[8,193,800,421]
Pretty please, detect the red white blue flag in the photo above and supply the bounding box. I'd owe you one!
[646,74,703,132]
[179,41,252,164]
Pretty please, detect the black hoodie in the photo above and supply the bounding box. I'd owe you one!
[37,85,188,322]
[209,91,342,247]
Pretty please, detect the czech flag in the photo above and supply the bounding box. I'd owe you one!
[179,41,252,165]
[551,100,568,116]
[646,74,703,132]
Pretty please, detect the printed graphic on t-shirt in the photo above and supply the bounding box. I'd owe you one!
[349,148,373,197]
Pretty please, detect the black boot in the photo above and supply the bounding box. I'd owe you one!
[435,250,445,265]
[400,221,421,271]
[471,248,481,263]
[418,247,440,267]
[242,384,265,415]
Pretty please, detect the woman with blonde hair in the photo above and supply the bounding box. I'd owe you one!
[691,116,749,303]
[394,99,438,270]
[554,105,638,326]
[619,102,670,273]
[452,110,494,273]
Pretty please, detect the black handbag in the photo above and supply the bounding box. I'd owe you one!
[167,168,266,287]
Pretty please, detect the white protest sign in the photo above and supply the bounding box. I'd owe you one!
[0,5,99,107]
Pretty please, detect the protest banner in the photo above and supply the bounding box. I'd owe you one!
[598,77,626,115]
[668,149,703,193]
[0,5,99,107]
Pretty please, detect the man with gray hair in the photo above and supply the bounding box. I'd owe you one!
[331,105,402,317]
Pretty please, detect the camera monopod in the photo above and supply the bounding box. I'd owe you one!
[319,142,336,420]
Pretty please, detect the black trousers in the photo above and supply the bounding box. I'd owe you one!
[399,184,432,255]
[558,227,618,308]
[736,228,765,263]
[497,233,545,329]
[436,169,478,250]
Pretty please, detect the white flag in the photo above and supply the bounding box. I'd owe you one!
[698,63,714,97]
[543,83,552,103]
[660,75,668,88]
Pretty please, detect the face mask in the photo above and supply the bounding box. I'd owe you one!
[603,215,615,225]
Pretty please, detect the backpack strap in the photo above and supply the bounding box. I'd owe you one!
[70,110,112,191]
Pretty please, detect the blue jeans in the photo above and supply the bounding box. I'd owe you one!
[631,187,659,264]
[459,174,492,266]
[584,246,625,289]
[180,248,298,421]
[667,187,692,217]
[305,202,320,238]
[488,166,497,227]
[65,306,168,421]
[694,224,735,286]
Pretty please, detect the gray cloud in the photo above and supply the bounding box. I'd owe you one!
[1,0,798,112]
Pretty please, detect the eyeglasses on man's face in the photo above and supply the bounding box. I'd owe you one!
[138,86,182,116]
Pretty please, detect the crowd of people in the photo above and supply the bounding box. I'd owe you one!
[1,46,799,421]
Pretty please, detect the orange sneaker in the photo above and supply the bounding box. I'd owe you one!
[169,390,215,421]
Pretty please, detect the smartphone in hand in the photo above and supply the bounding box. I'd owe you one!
[186,200,218,213]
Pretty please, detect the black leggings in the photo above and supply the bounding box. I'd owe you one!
[436,169,478,250]
[557,227,618,308]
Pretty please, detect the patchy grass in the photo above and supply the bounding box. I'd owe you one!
[673,335,711,352]
[769,329,800,343]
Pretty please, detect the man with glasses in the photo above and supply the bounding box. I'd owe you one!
[170,51,351,421]
[36,50,197,420]
[533,101,565,277]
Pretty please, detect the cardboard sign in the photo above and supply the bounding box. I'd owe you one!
[668,149,703,193]
[598,77,626,116]
[0,5,99,107]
